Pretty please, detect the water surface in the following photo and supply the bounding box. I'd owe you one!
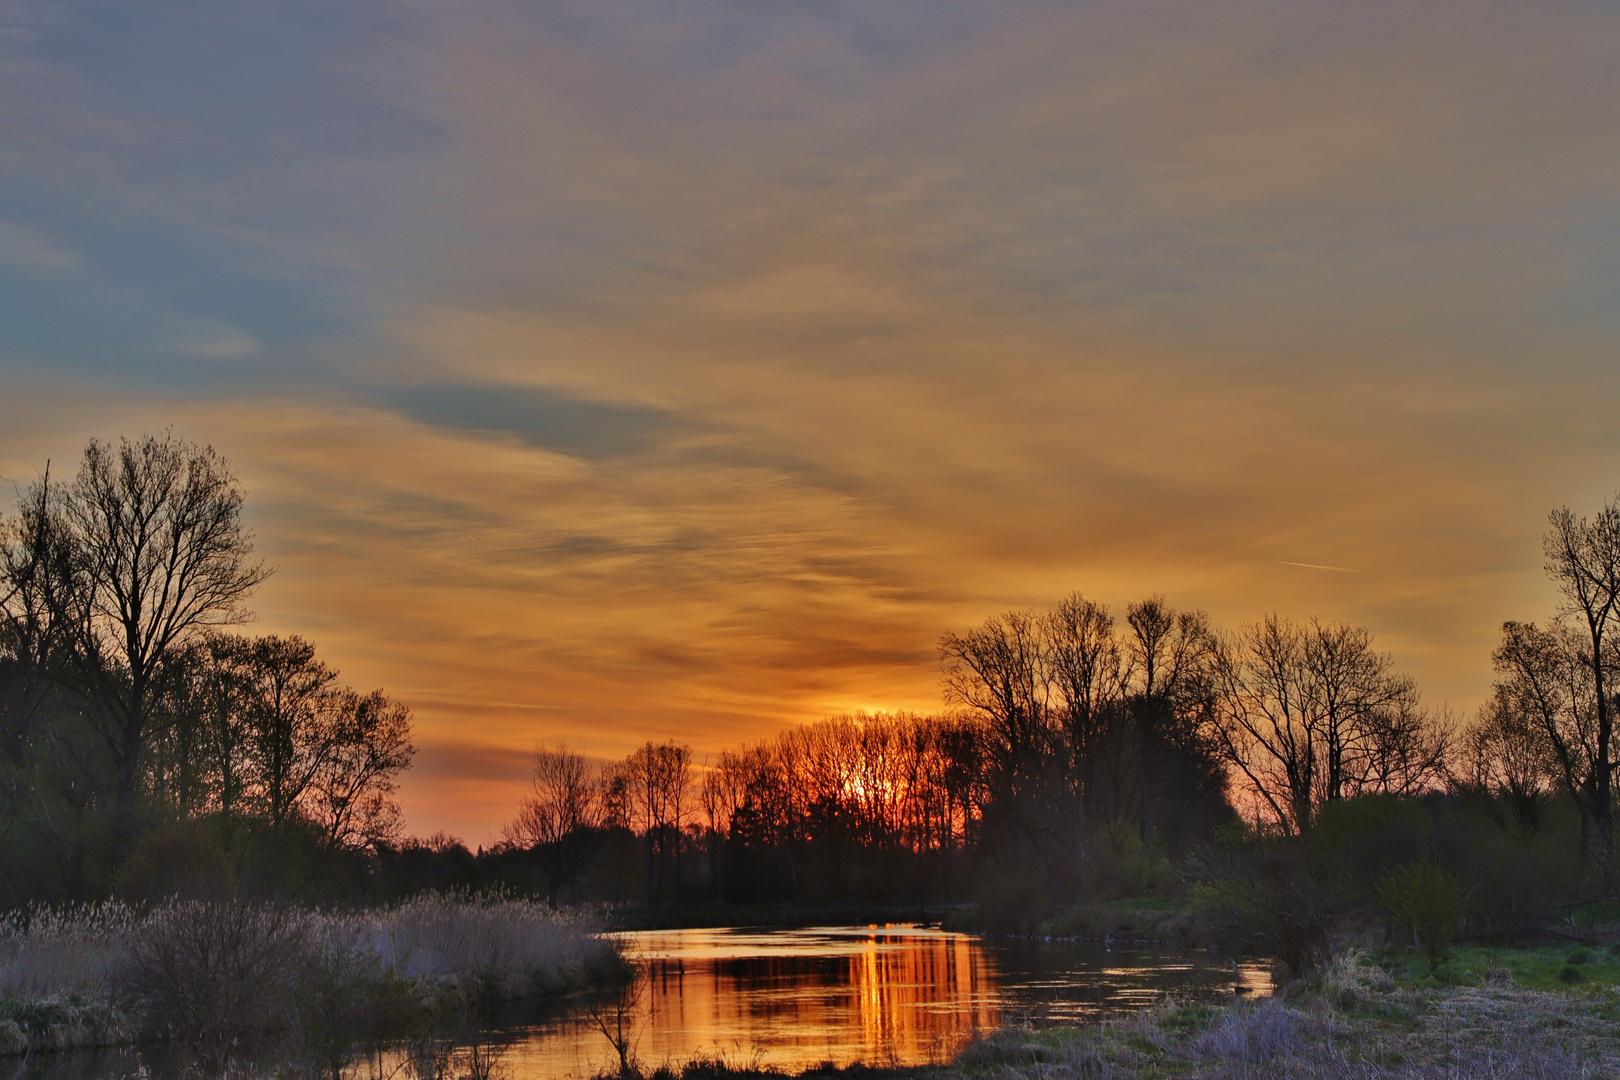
[493,924,1271,1077]
[15,924,1272,1080]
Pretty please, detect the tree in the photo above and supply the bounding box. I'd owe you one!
[1211,616,1443,834]
[1461,684,1558,835]
[1121,597,1218,850]
[1542,500,1620,862]
[54,433,269,830]
[302,688,414,851]
[1491,619,1607,859]
[0,469,86,764]
[940,610,1052,779]
[617,741,692,903]
[236,635,340,828]
[504,744,606,907]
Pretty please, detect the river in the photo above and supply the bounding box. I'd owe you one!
[19,924,1272,1080]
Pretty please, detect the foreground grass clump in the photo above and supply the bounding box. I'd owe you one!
[0,893,622,1062]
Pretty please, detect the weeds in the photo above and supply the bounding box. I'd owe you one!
[0,892,622,1073]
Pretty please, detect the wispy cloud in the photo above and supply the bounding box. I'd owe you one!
[1,0,1617,840]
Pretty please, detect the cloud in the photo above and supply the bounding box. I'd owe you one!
[2,0,1619,839]
[386,382,688,459]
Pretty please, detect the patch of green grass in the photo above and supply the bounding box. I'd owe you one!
[1371,943,1620,991]
[1098,895,1183,914]
[1154,1002,1215,1036]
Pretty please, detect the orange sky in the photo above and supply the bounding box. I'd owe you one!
[2,0,1619,841]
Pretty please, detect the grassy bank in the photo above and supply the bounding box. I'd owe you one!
[942,897,1197,945]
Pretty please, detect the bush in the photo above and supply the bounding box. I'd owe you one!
[0,893,620,1068]
[113,899,312,1071]
[112,817,235,903]
[1377,861,1466,971]
[1191,842,1337,979]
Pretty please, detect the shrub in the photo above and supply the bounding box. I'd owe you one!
[1377,861,1467,971]
[113,899,312,1071]
[1191,843,1337,979]
[0,893,619,1068]
[112,817,235,903]
[1557,965,1587,984]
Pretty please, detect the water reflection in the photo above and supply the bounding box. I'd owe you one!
[613,927,998,1070]
[7,925,1272,1080]
[496,925,1270,1077]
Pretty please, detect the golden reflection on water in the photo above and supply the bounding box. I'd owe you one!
[495,926,1270,1079]
[632,927,996,1070]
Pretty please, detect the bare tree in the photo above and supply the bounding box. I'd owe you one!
[1211,616,1441,833]
[940,610,1053,777]
[55,433,269,828]
[303,688,414,850]
[504,744,606,907]
[1491,619,1608,858]
[0,466,89,763]
[1543,499,1620,860]
[237,635,340,828]
[1122,597,1217,849]
[1036,594,1123,898]
[1461,684,1558,835]
[699,752,744,896]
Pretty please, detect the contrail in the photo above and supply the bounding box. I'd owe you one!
[1275,560,1362,574]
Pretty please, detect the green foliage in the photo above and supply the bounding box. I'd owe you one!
[112,817,235,902]
[1376,862,1466,972]
[1559,965,1587,984]
[1092,819,1174,900]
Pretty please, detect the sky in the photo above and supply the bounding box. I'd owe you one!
[2,0,1619,843]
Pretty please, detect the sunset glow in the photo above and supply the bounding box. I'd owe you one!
[3,0,1618,842]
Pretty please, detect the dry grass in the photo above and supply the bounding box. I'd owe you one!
[944,952,1620,1079]
[0,893,620,1059]
[0,901,136,998]
[361,891,618,997]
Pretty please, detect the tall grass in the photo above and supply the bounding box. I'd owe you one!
[0,893,621,1064]
[0,901,136,998]
[364,891,617,996]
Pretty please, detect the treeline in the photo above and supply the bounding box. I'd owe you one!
[0,433,415,904]
[473,596,1440,914]
[451,493,1620,964]
[12,431,1620,966]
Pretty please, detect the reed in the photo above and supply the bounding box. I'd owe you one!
[0,893,620,1062]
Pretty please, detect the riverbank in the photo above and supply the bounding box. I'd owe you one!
[0,895,624,1059]
[598,951,1620,1079]
[602,897,1189,941]
[940,896,1197,945]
